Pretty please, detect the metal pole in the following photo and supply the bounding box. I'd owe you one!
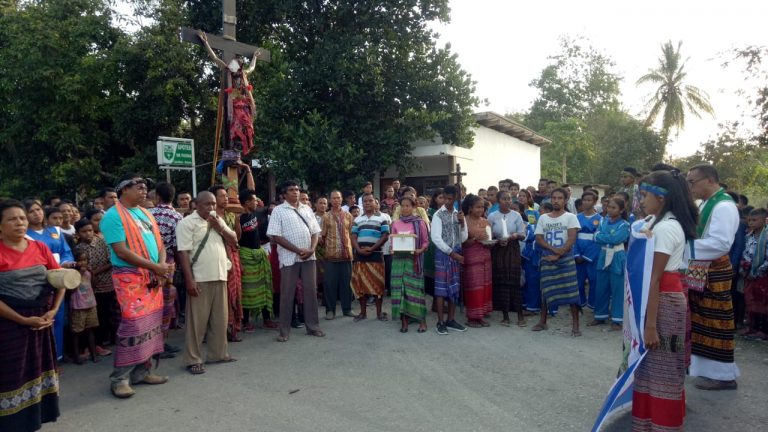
[192,167,198,197]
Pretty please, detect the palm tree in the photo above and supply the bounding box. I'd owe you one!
[637,41,714,142]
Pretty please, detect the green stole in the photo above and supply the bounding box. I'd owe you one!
[696,188,733,238]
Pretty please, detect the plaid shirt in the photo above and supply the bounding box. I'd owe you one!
[149,204,183,259]
[266,202,321,268]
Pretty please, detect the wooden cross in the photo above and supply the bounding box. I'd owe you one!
[180,0,271,211]
[450,163,466,187]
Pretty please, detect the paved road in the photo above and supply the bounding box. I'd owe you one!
[55,306,768,432]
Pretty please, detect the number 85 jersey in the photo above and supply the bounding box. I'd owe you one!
[534,212,582,258]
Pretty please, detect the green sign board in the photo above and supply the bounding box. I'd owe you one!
[156,138,194,167]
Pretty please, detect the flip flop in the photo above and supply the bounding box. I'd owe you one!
[531,323,548,332]
[417,326,427,333]
[479,320,490,327]
[377,313,389,321]
[399,327,408,333]
[275,335,289,342]
[206,357,237,364]
[517,320,527,328]
[465,321,482,328]
[186,364,205,375]
[499,320,511,327]
[571,330,583,337]
[353,314,367,323]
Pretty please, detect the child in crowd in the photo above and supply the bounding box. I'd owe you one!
[71,250,100,364]
[591,197,630,330]
[600,195,610,218]
[574,191,602,308]
[520,202,541,313]
[381,186,398,210]
[739,208,768,339]
[74,218,115,351]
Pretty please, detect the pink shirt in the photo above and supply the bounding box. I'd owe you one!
[390,219,429,251]
[71,270,96,310]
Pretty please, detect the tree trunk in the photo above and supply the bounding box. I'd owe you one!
[562,151,567,184]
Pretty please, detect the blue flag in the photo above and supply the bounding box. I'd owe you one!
[592,219,654,431]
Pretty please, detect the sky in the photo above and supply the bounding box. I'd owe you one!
[431,0,768,157]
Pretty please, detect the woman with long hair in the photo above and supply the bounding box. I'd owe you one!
[390,196,430,332]
[631,170,698,431]
[461,194,493,327]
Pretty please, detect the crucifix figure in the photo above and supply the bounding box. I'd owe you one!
[180,0,270,211]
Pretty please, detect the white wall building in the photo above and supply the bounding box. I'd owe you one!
[375,111,550,197]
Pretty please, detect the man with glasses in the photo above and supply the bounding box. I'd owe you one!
[101,174,174,398]
[684,164,741,390]
[267,180,325,342]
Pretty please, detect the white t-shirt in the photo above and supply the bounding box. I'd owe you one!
[534,212,581,248]
[648,212,686,271]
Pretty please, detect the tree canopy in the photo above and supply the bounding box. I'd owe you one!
[0,0,479,199]
[519,36,664,187]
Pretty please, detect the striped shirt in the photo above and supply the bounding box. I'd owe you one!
[352,212,390,262]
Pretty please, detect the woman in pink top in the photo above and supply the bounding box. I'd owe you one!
[390,196,430,333]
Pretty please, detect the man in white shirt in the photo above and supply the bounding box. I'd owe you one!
[685,164,740,390]
[176,191,238,374]
[430,185,468,335]
[267,180,325,341]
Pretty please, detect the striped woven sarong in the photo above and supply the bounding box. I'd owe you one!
[539,254,580,308]
[434,247,461,302]
[351,261,385,298]
[226,244,243,332]
[492,241,523,313]
[0,302,59,431]
[391,253,427,320]
[239,246,273,313]
[463,242,492,320]
[112,269,164,368]
[632,291,687,431]
[688,256,736,363]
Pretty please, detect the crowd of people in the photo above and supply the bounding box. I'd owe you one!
[0,161,763,432]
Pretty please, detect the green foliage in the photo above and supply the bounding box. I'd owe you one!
[636,41,714,141]
[526,35,621,132]
[729,45,768,146]
[672,122,768,202]
[0,0,479,200]
[539,118,595,183]
[0,0,210,200]
[0,0,123,198]
[519,36,663,186]
[187,0,479,193]
[586,110,665,185]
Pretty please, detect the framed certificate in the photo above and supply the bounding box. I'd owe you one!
[391,233,417,252]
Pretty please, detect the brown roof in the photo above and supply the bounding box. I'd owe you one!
[474,112,551,146]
